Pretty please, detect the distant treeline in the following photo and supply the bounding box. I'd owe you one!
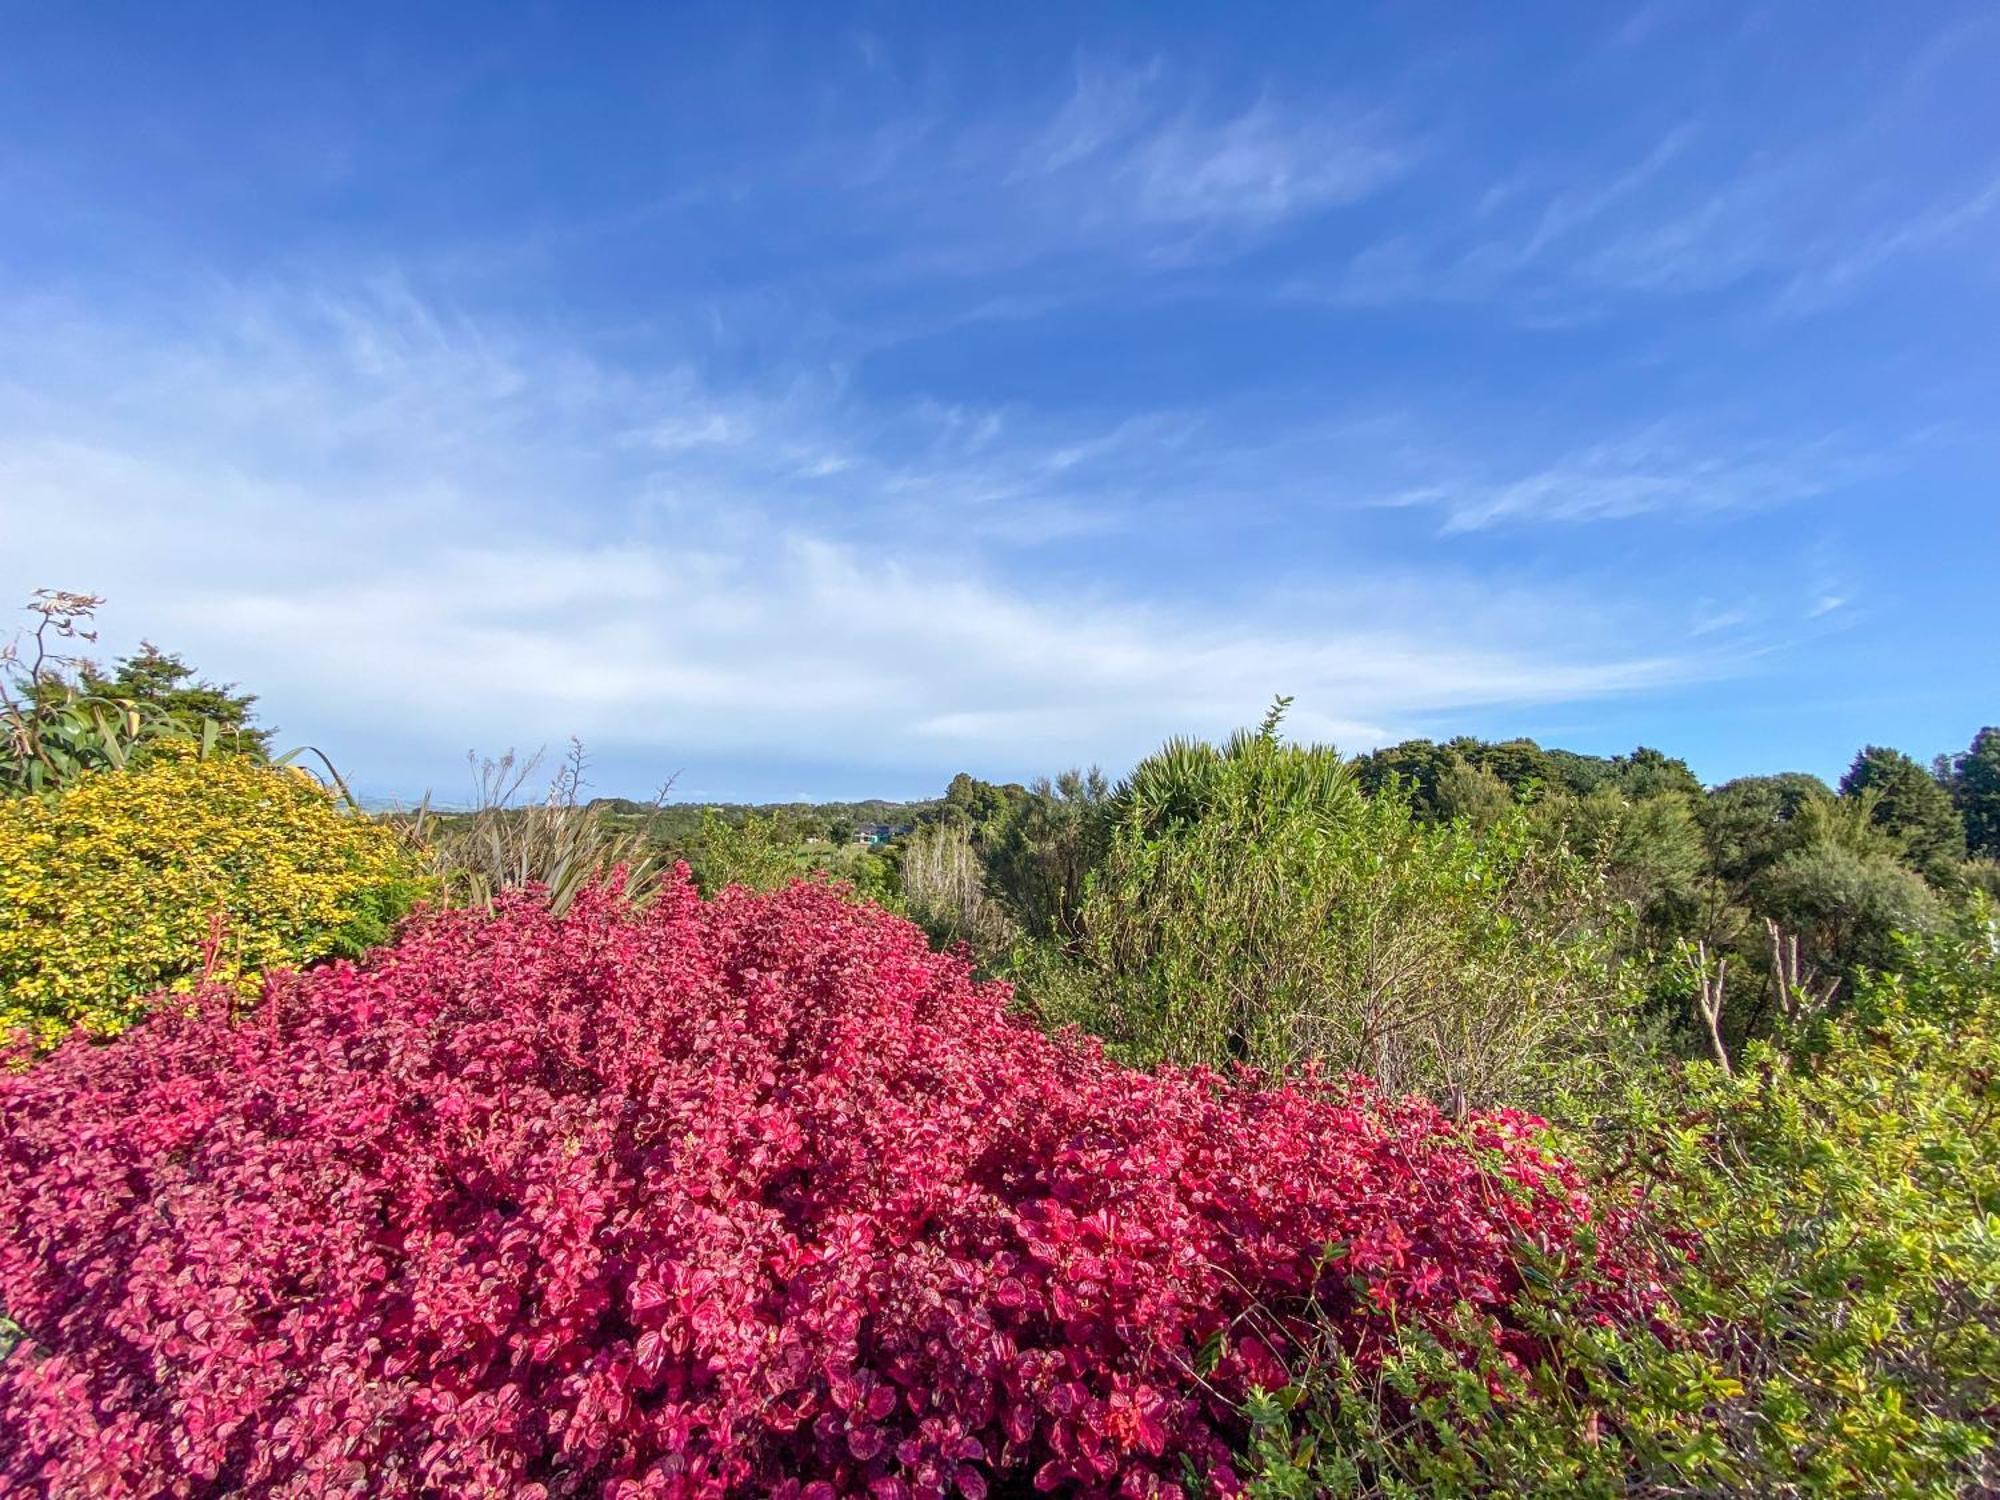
[584,795,940,845]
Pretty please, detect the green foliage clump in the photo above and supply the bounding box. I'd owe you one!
[2,591,273,799]
[1018,717,1620,1106]
[682,803,899,908]
[72,640,272,757]
[0,748,426,1048]
[1244,912,2000,1498]
[1700,773,1832,887]
[1356,736,1701,813]
[1753,838,1940,980]
[1547,781,1708,943]
[1519,757,1959,1053]
[982,766,1111,942]
[687,806,812,895]
[927,769,1031,834]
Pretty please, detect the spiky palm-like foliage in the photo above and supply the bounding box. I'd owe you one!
[1114,698,1359,842]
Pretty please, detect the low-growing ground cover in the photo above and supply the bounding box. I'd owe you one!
[0,876,1659,1498]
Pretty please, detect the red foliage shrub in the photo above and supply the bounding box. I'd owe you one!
[0,875,1660,1497]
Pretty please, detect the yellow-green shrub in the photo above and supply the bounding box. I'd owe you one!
[0,747,425,1048]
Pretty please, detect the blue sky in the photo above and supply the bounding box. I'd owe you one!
[2,3,1995,802]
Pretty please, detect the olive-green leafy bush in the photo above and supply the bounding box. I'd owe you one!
[1245,909,2000,1498]
[686,805,811,895]
[1017,724,1622,1107]
[682,803,899,908]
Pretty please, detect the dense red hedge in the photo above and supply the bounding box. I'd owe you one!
[0,875,1657,1497]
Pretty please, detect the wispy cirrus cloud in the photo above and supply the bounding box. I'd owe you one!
[0,280,1714,797]
[1378,427,1855,533]
[1014,62,1412,240]
[1307,17,1999,321]
[820,58,1417,277]
[1773,172,2000,313]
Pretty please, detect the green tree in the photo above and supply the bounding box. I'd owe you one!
[1610,744,1703,801]
[1432,759,1516,830]
[1549,785,1707,945]
[1356,738,1699,817]
[1839,744,1964,880]
[1464,737,1553,797]
[927,771,1029,841]
[1754,840,1939,982]
[1353,738,1460,814]
[1544,747,1622,797]
[1942,725,2000,859]
[1699,772,1830,890]
[76,643,268,751]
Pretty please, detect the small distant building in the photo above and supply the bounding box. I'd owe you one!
[852,822,910,846]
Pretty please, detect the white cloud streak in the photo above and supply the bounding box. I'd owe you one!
[1313,36,2000,320]
[1021,70,1410,236]
[2,282,1712,797]
[1379,428,1851,533]
[841,60,1417,274]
